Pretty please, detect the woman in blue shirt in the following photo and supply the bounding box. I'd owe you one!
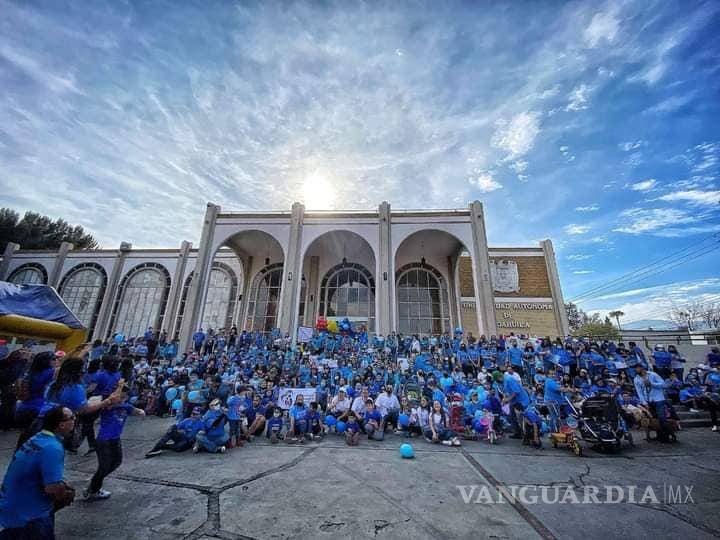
[14,351,55,429]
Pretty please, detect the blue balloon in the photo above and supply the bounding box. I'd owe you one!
[172,399,183,410]
[472,418,485,433]
[165,388,178,401]
[187,390,201,402]
[398,413,410,427]
[336,421,347,433]
[114,334,124,344]
[400,443,415,459]
[325,415,337,426]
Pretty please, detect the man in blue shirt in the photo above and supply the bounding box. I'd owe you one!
[0,406,76,539]
[634,366,671,441]
[502,371,530,439]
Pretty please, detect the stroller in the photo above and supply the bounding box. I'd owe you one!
[404,383,422,406]
[448,394,467,435]
[565,394,633,453]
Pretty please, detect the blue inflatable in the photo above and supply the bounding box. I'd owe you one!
[400,443,415,459]
[113,334,124,344]
[171,399,183,410]
[325,415,337,426]
[336,421,347,433]
[165,388,178,401]
[398,413,410,427]
[187,390,202,402]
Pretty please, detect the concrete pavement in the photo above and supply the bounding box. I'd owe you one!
[1,418,718,539]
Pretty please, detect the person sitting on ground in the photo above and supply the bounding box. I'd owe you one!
[265,407,284,443]
[328,387,351,423]
[363,399,384,441]
[306,401,324,440]
[194,399,229,454]
[426,400,461,446]
[680,379,719,432]
[145,406,204,457]
[0,406,76,540]
[243,394,267,441]
[287,394,308,443]
[409,396,430,438]
[375,384,401,433]
[345,411,361,446]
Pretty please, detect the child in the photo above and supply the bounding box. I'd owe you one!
[345,411,361,446]
[84,385,145,501]
[363,399,384,441]
[226,385,245,448]
[306,402,324,440]
[266,407,284,443]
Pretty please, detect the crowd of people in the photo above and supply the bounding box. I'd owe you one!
[1,326,719,538]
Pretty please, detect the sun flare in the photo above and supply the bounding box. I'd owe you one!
[302,172,336,210]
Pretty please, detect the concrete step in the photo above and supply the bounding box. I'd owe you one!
[680,418,715,429]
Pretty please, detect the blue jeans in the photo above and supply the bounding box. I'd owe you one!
[0,515,54,540]
[196,432,229,453]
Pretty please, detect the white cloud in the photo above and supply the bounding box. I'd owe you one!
[629,178,657,191]
[565,84,592,111]
[691,142,719,172]
[658,190,720,206]
[559,145,570,153]
[567,254,592,261]
[539,85,560,99]
[575,204,599,212]
[564,224,591,235]
[644,93,694,114]
[584,9,620,47]
[469,172,502,193]
[573,270,594,275]
[619,140,645,152]
[491,112,541,159]
[509,160,528,173]
[613,208,699,234]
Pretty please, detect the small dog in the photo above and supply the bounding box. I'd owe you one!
[640,415,679,442]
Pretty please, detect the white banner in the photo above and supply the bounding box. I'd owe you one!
[277,387,317,410]
[297,326,314,343]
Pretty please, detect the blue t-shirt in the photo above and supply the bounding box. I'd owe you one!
[176,417,204,440]
[289,404,307,422]
[16,368,55,414]
[226,395,244,421]
[266,416,283,434]
[98,403,134,441]
[508,348,523,367]
[346,420,360,433]
[0,431,64,528]
[364,409,382,425]
[40,382,87,416]
[203,410,227,439]
[503,375,530,408]
[544,378,564,403]
[94,371,122,398]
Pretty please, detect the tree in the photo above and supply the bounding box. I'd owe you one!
[608,310,625,330]
[670,301,720,330]
[0,208,99,251]
[565,302,583,332]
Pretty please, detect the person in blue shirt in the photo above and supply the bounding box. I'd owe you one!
[633,366,672,442]
[83,385,145,501]
[194,399,229,454]
[192,328,206,354]
[0,406,76,539]
[14,351,55,429]
[288,394,308,442]
[145,406,204,457]
[502,371,530,439]
[345,411,362,446]
[306,401,324,440]
[226,385,246,448]
[522,407,543,448]
[363,399,384,441]
[266,408,284,443]
[651,345,672,380]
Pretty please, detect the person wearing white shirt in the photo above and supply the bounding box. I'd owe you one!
[329,388,351,422]
[375,385,401,432]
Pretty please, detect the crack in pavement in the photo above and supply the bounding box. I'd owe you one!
[628,502,720,537]
[461,449,557,540]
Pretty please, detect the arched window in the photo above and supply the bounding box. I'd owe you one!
[396,262,450,335]
[319,262,375,331]
[201,263,238,331]
[245,263,283,333]
[173,274,193,339]
[298,276,307,321]
[59,263,107,333]
[8,263,47,285]
[109,263,171,338]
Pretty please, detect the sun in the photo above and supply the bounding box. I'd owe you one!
[302,172,336,210]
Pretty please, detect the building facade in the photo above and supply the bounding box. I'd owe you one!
[0,201,569,349]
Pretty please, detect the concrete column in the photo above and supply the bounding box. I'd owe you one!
[279,202,304,340]
[377,201,393,334]
[93,242,132,340]
[541,239,570,337]
[468,201,497,337]
[179,203,220,352]
[162,240,192,335]
[304,255,320,326]
[446,255,460,331]
[238,256,253,330]
[0,242,20,281]
[48,241,73,288]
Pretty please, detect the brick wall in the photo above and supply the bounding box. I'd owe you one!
[458,255,552,298]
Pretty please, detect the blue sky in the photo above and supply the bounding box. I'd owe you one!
[1,0,719,326]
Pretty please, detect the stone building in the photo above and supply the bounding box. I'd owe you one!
[0,201,569,350]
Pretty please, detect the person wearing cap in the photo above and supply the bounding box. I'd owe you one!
[145,406,204,457]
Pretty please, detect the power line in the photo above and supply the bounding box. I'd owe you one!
[568,232,720,303]
[573,242,720,304]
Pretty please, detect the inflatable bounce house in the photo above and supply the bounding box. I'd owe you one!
[0,282,86,353]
